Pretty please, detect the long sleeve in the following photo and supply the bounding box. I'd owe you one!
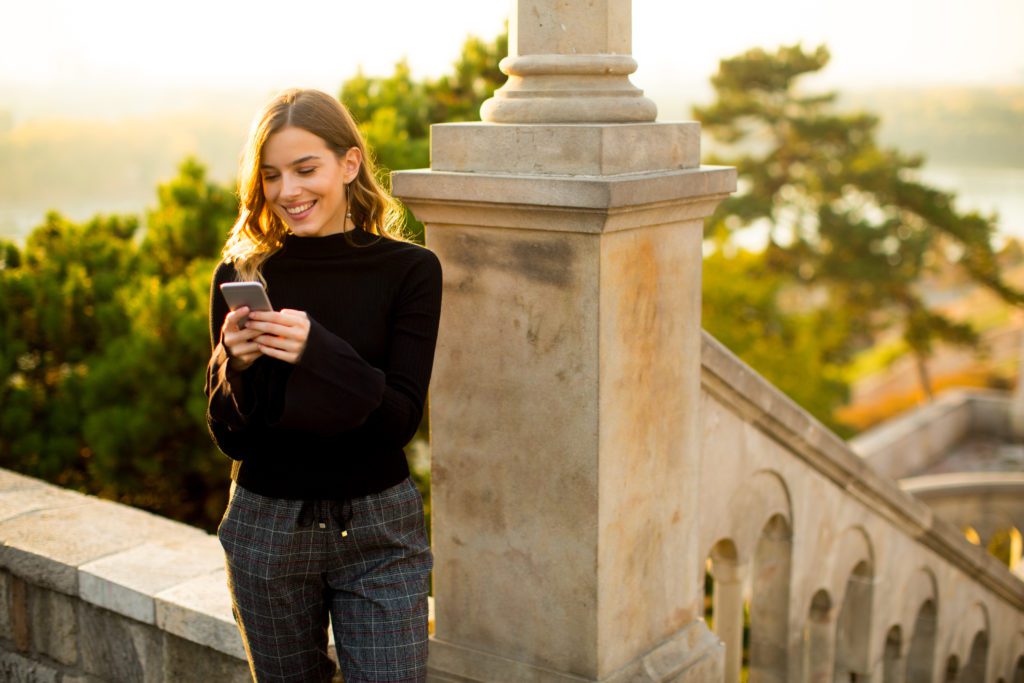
[359,251,443,447]
[205,262,264,460]
[202,229,443,499]
[271,251,442,443]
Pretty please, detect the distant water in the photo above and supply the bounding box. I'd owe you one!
[918,164,1024,239]
[2,164,1022,245]
[0,200,149,244]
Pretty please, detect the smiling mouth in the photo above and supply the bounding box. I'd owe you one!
[285,200,316,216]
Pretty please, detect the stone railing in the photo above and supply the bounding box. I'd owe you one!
[849,390,1013,480]
[0,468,252,681]
[698,334,1024,682]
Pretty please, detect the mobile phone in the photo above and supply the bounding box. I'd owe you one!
[220,282,273,329]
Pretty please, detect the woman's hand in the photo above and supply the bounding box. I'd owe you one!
[222,307,264,371]
[246,309,311,365]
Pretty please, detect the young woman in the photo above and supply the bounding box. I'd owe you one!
[205,88,441,682]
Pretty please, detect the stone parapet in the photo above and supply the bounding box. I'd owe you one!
[699,333,1024,680]
[0,470,252,681]
[701,334,1024,609]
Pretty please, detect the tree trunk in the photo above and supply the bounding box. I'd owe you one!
[914,351,934,402]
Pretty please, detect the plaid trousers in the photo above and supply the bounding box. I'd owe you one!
[217,477,432,683]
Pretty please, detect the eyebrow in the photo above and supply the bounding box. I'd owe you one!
[260,154,321,170]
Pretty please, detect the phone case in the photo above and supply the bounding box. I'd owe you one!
[220,282,273,328]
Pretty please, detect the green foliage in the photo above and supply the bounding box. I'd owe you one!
[696,44,1022,403]
[340,29,508,244]
[140,156,237,279]
[0,160,232,528]
[703,248,852,434]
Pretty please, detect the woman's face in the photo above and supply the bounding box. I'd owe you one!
[260,126,361,238]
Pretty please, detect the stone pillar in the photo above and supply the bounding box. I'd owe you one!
[711,561,746,683]
[803,591,835,683]
[392,1,735,680]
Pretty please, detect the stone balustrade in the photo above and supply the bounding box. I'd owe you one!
[700,335,1024,682]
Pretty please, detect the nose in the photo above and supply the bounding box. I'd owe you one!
[280,173,301,199]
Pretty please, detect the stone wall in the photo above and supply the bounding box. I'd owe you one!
[0,468,253,682]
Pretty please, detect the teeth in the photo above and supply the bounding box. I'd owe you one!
[286,201,314,215]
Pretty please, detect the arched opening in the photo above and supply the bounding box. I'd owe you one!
[906,600,937,683]
[750,514,790,683]
[705,539,745,683]
[835,560,873,682]
[962,631,989,682]
[989,527,1023,570]
[944,655,959,683]
[803,589,833,683]
[882,626,902,683]
[963,525,982,546]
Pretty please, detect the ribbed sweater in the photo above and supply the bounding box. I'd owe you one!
[204,227,442,500]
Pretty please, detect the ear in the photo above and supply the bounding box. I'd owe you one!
[341,146,362,185]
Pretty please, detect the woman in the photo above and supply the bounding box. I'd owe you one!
[205,88,441,682]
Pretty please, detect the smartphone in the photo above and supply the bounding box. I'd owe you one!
[220,282,273,329]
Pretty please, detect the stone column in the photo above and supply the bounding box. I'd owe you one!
[392,1,735,680]
[711,561,746,683]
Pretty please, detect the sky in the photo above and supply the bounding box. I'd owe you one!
[2,0,1023,121]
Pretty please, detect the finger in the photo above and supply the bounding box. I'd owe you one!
[255,334,302,352]
[279,309,309,322]
[224,307,251,331]
[229,341,263,357]
[224,328,262,348]
[256,343,296,363]
[246,320,300,338]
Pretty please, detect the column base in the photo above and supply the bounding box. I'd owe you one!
[427,620,723,683]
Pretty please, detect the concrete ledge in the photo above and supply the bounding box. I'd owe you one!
[901,471,1024,496]
[392,166,737,221]
[80,538,224,625]
[155,568,246,660]
[0,495,207,595]
[848,391,978,478]
[0,474,251,678]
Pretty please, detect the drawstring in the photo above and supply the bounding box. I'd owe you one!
[298,499,352,537]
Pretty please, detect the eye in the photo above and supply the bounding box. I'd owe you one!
[261,173,279,182]
[297,167,316,176]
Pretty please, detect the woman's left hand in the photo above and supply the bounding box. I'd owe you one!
[246,309,311,365]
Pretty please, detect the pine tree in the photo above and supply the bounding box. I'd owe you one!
[696,44,1022,399]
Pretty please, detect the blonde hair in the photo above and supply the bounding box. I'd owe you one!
[222,88,406,283]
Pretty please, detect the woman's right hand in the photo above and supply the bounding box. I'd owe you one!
[222,307,264,371]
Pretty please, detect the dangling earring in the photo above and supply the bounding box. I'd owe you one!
[343,182,352,230]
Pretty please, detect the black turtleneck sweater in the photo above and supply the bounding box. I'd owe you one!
[204,227,442,500]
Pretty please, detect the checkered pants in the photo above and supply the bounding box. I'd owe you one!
[217,477,432,683]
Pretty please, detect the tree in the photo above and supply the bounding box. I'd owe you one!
[340,29,509,244]
[0,212,139,482]
[139,156,237,279]
[695,45,1022,400]
[703,248,853,434]
[0,162,235,528]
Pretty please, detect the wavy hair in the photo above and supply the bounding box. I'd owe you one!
[222,88,406,283]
